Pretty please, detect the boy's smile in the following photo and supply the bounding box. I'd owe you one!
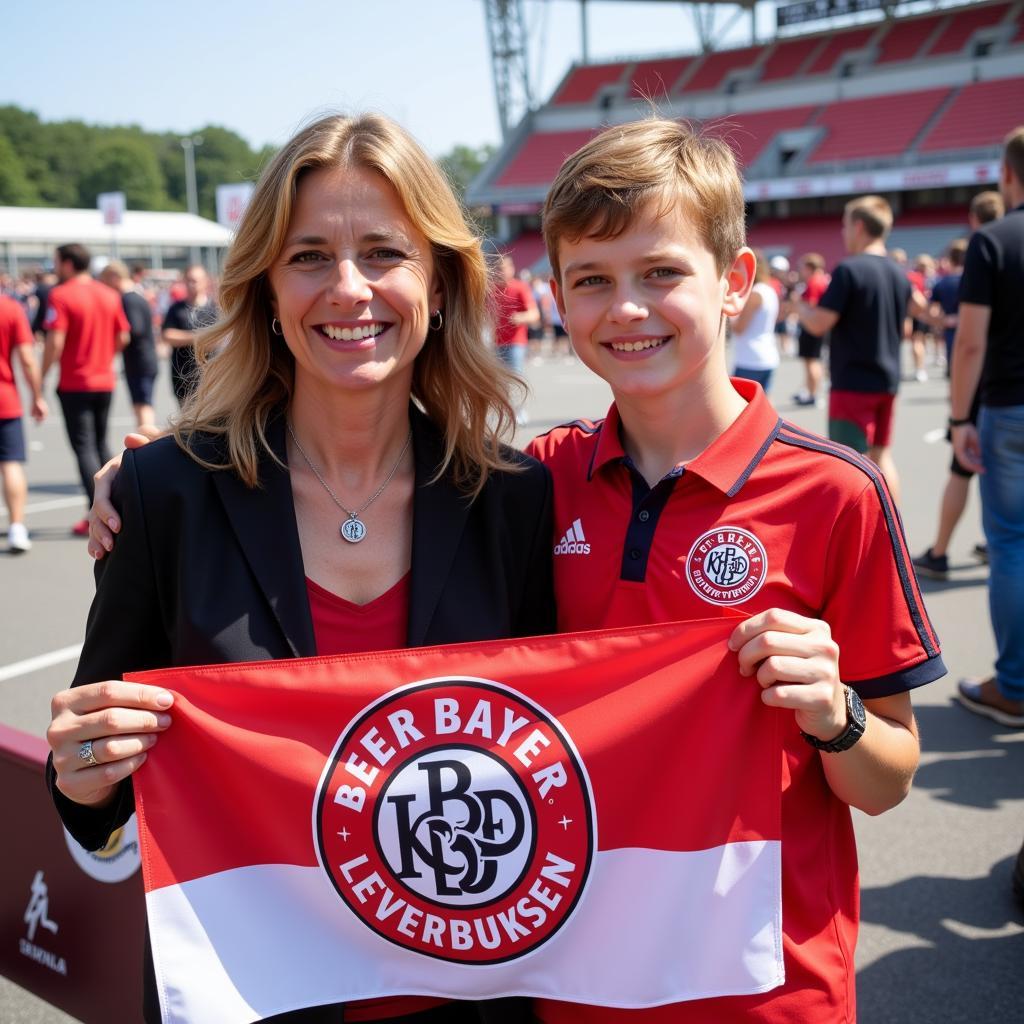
[551,200,751,400]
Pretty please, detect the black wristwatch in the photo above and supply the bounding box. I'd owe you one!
[801,686,866,753]
[948,416,972,428]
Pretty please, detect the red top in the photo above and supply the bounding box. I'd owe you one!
[803,269,830,306]
[493,277,535,347]
[44,277,128,392]
[526,377,944,1024]
[0,296,33,419]
[306,572,447,1022]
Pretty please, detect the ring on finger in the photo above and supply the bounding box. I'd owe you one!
[78,739,99,767]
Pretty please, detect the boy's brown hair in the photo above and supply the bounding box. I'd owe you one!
[970,190,1004,225]
[543,118,746,279]
[800,252,826,272]
[844,195,893,240]
[946,238,968,269]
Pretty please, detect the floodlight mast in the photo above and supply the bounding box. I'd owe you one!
[483,0,535,140]
[482,2,764,140]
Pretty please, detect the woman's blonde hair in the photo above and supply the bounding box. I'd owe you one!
[174,112,519,496]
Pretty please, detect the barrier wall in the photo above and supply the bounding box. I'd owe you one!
[2,723,144,1021]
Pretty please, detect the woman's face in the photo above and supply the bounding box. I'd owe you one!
[268,163,442,400]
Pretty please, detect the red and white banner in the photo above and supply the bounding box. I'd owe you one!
[130,618,783,1023]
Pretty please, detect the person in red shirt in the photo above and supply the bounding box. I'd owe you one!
[0,294,47,551]
[43,243,129,535]
[526,119,943,1024]
[493,255,539,424]
[792,252,829,406]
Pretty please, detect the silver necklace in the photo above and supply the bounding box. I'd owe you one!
[286,422,412,544]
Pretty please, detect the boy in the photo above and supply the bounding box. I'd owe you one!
[526,120,944,1023]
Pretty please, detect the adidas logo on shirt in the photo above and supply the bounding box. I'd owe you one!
[554,518,591,555]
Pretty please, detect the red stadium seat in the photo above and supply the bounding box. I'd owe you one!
[683,46,761,92]
[496,130,599,187]
[806,87,951,163]
[553,63,629,105]
[629,58,694,100]
[928,2,1010,55]
[918,77,1024,152]
[705,106,819,167]
[875,12,948,64]
[760,35,826,82]
[804,27,876,75]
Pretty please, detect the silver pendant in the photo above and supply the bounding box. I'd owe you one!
[340,517,367,543]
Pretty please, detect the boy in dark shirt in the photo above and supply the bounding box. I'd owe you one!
[797,195,928,505]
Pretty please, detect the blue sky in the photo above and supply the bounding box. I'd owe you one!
[9,0,777,156]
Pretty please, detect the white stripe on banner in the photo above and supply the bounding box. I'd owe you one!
[146,842,783,1024]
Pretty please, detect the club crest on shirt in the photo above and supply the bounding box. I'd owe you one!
[315,679,594,964]
[686,526,768,606]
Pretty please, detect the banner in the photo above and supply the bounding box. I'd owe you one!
[130,618,783,1023]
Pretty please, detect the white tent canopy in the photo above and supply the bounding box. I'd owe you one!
[0,206,232,274]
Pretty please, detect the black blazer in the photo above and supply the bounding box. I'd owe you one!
[47,407,553,1024]
[51,404,555,844]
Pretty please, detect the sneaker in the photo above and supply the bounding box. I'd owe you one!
[7,522,31,553]
[71,518,90,538]
[915,369,928,382]
[973,542,989,564]
[955,678,1024,728]
[912,548,949,580]
[793,393,818,407]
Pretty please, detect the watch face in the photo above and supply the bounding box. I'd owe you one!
[848,688,867,729]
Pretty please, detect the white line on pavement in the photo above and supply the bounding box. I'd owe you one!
[0,496,85,522]
[0,644,83,683]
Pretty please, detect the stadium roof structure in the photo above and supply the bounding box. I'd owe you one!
[0,207,232,248]
[469,0,1021,214]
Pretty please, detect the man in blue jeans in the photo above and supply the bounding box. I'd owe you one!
[950,128,1024,730]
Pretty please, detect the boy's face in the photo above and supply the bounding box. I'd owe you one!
[550,201,752,402]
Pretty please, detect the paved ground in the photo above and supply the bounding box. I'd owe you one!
[2,351,1022,1021]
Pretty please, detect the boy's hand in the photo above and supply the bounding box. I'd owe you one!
[88,430,160,560]
[729,609,846,742]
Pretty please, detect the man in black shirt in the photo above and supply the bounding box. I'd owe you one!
[162,265,218,405]
[100,261,158,428]
[950,127,1024,731]
[797,195,927,505]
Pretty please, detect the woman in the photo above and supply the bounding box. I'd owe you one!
[728,249,780,393]
[46,113,553,1024]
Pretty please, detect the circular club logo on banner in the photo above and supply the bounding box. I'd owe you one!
[315,679,594,964]
[686,526,768,605]
[63,816,140,883]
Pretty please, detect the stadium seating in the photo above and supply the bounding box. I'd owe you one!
[629,58,694,100]
[682,45,761,92]
[918,76,1024,152]
[705,106,819,167]
[874,12,948,64]
[804,26,876,75]
[928,1,1010,54]
[496,130,598,187]
[552,62,628,105]
[759,35,825,82]
[806,87,951,164]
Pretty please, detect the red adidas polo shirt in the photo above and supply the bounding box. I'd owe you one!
[526,377,944,1024]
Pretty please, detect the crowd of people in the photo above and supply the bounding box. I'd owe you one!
[0,258,218,547]
[0,107,1020,1022]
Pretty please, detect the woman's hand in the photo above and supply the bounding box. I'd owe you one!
[729,608,845,742]
[88,430,160,560]
[47,681,174,808]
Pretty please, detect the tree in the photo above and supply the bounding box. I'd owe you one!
[0,134,38,205]
[79,136,167,210]
[438,143,496,198]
